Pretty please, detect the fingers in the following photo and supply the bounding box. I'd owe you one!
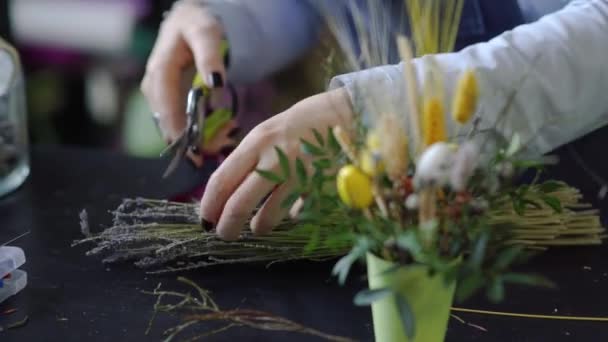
[251,182,293,235]
[215,172,277,240]
[142,63,187,141]
[199,135,259,226]
[141,3,226,145]
[182,20,226,88]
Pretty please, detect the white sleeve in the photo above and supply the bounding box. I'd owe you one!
[204,0,321,84]
[330,0,608,156]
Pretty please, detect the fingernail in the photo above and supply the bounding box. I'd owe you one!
[201,219,215,231]
[228,127,241,139]
[207,72,224,88]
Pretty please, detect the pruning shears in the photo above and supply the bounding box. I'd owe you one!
[161,41,238,178]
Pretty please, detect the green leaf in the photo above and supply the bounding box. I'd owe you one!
[313,158,332,170]
[378,263,404,277]
[332,238,371,285]
[503,273,556,288]
[493,245,524,270]
[353,288,392,306]
[541,195,562,213]
[539,181,563,194]
[255,169,283,183]
[512,197,525,216]
[456,272,485,302]
[470,231,489,269]
[512,160,547,169]
[332,254,356,285]
[303,227,321,255]
[396,231,423,260]
[274,146,290,179]
[395,294,416,340]
[300,138,325,156]
[522,199,542,210]
[487,277,505,303]
[312,128,325,147]
[295,158,308,188]
[327,127,341,154]
[281,192,301,210]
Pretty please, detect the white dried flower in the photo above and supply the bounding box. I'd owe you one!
[405,194,419,210]
[414,142,455,189]
[450,142,480,191]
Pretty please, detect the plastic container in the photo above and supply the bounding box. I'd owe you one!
[0,37,29,197]
[0,246,27,304]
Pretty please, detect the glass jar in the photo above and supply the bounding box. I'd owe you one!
[0,38,29,197]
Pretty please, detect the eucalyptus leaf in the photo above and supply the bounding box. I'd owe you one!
[353,288,392,306]
[493,245,524,270]
[332,238,372,285]
[456,272,485,302]
[395,294,416,340]
[487,277,505,303]
[274,146,291,179]
[470,231,489,269]
[396,231,423,260]
[255,169,283,183]
[332,254,357,285]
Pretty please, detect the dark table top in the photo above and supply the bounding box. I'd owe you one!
[1,135,608,341]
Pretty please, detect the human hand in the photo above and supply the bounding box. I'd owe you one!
[200,88,354,240]
[141,1,231,166]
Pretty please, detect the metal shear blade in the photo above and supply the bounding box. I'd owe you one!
[161,87,205,178]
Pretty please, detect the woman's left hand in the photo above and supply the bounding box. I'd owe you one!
[200,88,353,240]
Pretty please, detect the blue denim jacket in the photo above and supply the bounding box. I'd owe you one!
[205,0,546,84]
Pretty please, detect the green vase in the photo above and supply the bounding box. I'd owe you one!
[366,253,456,342]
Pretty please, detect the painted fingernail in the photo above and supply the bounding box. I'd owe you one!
[228,127,241,139]
[201,219,215,231]
[207,72,224,88]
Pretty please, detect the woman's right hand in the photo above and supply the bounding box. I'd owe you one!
[141,1,228,166]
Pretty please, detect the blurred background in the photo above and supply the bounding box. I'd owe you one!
[2,0,175,157]
[1,0,326,160]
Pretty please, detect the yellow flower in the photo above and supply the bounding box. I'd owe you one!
[359,149,385,177]
[366,131,381,150]
[452,69,478,124]
[337,165,374,209]
[422,97,447,146]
